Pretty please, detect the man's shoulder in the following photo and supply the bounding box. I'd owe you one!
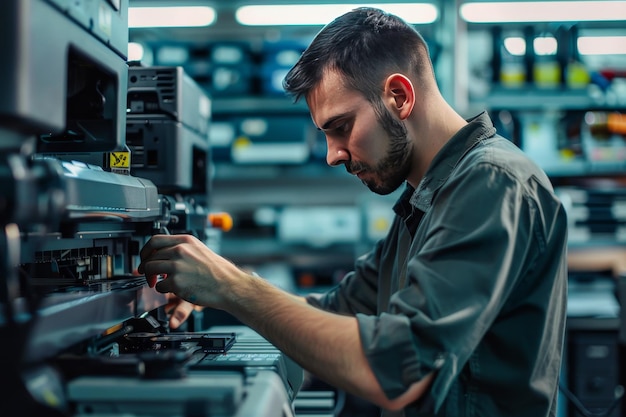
[462,135,549,182]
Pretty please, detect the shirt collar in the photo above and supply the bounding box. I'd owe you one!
[393,111,497,216]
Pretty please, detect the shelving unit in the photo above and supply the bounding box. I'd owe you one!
[212,97,308,115]
[472,86,618,111]
[455,10,626,181]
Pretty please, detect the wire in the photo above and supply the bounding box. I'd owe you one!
[333,389,346,417]
[559,382,624,417]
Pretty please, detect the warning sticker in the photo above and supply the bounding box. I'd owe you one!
[110,152,130,168]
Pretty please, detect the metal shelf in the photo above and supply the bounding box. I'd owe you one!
[470,86,619,111]
[212,97,309,115]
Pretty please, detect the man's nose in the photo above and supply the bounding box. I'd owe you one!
[326,140,349,167]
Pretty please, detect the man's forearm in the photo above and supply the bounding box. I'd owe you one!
[221,272,432,410]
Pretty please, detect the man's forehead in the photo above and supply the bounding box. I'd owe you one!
[310,68,347,96]
[306,71,342,120]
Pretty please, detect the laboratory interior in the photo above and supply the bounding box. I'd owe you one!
[1,0,625,416]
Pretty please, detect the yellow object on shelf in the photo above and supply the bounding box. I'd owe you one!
[534,60,560,88]
[566,61,590,89]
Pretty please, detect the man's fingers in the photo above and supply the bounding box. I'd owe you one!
[146,272,169,288]
[169,300,195,330]
[137,234,193,274]
[138,243,182,275]
[155,276,173,294]
[139,258,175,279]
[138,234,195,270]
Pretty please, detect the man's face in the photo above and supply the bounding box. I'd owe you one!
[307,70,412,195]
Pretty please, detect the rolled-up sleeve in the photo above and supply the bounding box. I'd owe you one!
[357,312,441,398]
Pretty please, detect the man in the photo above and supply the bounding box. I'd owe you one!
[138,7,568,417]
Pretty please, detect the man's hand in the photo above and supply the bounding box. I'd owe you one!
[164,294,203,329]
[138,233,243,309]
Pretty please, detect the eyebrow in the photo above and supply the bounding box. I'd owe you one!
[319,112,350,131]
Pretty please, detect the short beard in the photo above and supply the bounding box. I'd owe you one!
[364,102,412,195]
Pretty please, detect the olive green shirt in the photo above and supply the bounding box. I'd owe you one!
[307,112,568,417]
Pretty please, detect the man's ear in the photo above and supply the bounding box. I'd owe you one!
[384,73,415,120]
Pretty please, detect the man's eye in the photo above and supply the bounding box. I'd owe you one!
[336,123,350,134]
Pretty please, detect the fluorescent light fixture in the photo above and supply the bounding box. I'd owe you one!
[502,36,558,56]
[460,1,626,23]
[235,3,438,26]
[503,35,626,56]
[534,36,558,55]
[128,6,216,28]
[503,37,526,56]
[128,42,144,61]
[578,36,626,55]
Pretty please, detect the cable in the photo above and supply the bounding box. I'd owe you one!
[333,389,346,417]
[559,382,624,417]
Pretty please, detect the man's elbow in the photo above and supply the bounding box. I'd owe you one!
[373,372,435,411]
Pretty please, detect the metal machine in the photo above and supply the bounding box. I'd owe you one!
[0,1,307,416]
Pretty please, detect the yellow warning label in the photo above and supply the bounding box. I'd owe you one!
[109,152,130,168]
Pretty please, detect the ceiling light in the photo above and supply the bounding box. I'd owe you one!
[235,3,438,26]
[534,36,558,55]
[460,1,626,23]
[502,35,626,56]
[578,36,626,55]
[128,42,144,61]
[503,37,526,56]
[128,6,216,28]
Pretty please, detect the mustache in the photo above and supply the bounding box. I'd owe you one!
[346,161,367,175]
